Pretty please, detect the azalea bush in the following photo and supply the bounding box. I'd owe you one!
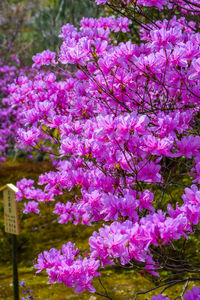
[6,0,200,298]
[0,56,29,164]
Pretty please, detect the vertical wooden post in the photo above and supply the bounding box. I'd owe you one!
[0,184,20,300]
[12,234,19,300]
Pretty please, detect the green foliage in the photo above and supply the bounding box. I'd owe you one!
[33,0,99,53]
[0,0,100,63]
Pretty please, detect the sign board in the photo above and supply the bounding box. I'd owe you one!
[0,184,20,235]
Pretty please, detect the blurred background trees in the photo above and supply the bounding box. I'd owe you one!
[0,0,99,63]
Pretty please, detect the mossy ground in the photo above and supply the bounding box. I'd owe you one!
[0,159,197,299]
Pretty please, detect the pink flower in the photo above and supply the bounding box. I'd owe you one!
[23,201,40,214]
[32,50,57,68]
[176,135,200,158]
[151,295,170,300]
[184,286,200,300]
[137,161,162,183]
[189,58,200,80]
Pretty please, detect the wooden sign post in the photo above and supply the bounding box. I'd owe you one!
[0,184,20,300]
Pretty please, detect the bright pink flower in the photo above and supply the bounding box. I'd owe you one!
[184,286,200,300]
[23,201,40,214]
[32,50,57,68]
[151,295,170,300]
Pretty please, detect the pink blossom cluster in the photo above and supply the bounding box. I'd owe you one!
[80,16,130,32]
[95,0,200,13]
[0,58,27,163]
[32,50,57,68]
[152,295,170,300]
[88,208,191,273]
[5,0,200,297]
[152,286,200,299]
[34,242,100,293]
[184,286,200,299]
